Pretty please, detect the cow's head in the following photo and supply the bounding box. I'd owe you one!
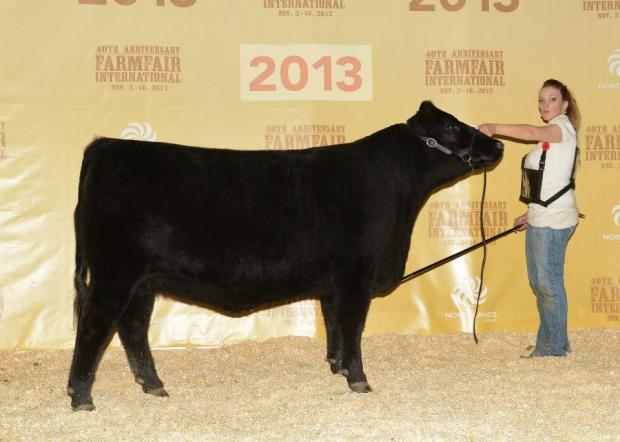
[406,101,503,170]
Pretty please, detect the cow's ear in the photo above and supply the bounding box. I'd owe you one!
[419,100,435,114]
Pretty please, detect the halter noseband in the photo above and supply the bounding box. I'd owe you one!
[405,121,476,170]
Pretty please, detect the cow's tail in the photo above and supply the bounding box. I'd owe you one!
[73,138,101,326]
[73,240,88,327]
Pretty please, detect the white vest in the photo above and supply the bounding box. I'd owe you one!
[523,114,579,229]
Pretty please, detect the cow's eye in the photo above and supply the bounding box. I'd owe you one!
[445,123,460,133]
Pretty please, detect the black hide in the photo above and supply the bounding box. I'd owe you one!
[67,101,503,410]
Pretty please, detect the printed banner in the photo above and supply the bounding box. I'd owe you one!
[0,0,618,350]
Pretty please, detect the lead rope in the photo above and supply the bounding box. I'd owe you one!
[472,166,488,344]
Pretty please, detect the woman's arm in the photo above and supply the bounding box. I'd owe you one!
[513,211,528,231]
[478,123,563,143]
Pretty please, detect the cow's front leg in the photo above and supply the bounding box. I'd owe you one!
[335,289,372,393]
[320,296,343,374]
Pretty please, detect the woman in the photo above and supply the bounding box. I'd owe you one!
[478,79,580,357]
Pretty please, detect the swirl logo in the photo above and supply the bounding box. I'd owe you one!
[451,276,487,310]
[608,49,620,77]
[612,202,620,227]
[121,122,157,141]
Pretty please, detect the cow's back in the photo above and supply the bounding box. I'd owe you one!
[76,136,412,310]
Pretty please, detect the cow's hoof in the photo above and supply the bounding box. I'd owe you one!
[327,358,342,374]
[68,386,95,411]
[348,381,372,393]
[142,385,169,397]
[72,401,96,412]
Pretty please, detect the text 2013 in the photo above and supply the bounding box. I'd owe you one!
[409,0,518,12]
[79,0,195,7]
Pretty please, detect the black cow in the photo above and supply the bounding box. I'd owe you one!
[67,101,503,410]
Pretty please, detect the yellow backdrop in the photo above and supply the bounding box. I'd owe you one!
[1,0,619,349]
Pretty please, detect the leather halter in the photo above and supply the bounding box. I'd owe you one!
[404,121,476,170]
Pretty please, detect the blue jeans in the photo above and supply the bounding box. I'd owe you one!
[525,225,576,357]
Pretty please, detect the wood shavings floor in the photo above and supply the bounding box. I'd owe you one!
[1,329,618,441]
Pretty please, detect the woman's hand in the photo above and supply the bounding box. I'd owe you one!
[514,212,528,231]
[477,124,496,137]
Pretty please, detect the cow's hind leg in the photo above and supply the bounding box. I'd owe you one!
[334,287,372,393]
[320,296,343,374]
[117,284,168,397]
[67,279,133,411]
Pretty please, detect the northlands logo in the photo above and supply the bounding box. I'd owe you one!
[607,49,620,77]
[121,122,157,141]
[446,276,496,329]
[608,49,620,77]
[451,276,487,309]
[613,202,620,227]
[603,202,620,241]
[599,49,620,90]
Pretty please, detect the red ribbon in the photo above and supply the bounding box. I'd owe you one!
[542,141,550,152]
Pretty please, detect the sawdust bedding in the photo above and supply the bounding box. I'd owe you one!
[1,329,618,441]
